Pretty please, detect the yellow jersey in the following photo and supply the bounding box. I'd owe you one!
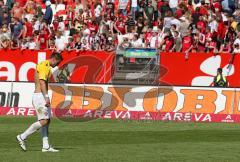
[36,60,51,81]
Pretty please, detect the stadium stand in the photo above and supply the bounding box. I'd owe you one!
[0,0,239,54]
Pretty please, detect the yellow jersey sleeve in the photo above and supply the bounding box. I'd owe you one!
[36,61,51,81]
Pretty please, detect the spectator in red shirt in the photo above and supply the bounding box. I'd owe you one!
[114,16,126,35]
[53,19,59,31]
[41,21,50,37]
[66,37,75,50]
[196,15,206,33]
[193,28,206,52]
[219,41,232,53]
[185,0,194,13]
[67,6,75,21]
[216,18,227,49]
[164,32,174,52]
[182,29,193,53]
[23,18,33,38]
[38,29,48,50]
[206,36,218,53]
[199,1,208,15]
[212,0,222,13]
[88,19,99,33]
[145,28,153,47]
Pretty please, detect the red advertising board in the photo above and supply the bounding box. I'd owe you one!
[1,107,238,123]
[2,50,240,86]
[0,49,115,83]
[159,52,240,87]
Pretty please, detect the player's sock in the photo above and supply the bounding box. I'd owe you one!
[21,121,42,140]
[41,124,50,149]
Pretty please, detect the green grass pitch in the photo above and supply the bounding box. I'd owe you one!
[1,116,240,162]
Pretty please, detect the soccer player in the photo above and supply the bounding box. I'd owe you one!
[16,52,63,152]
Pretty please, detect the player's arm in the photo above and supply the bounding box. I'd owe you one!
[39,79,50,107]
[39,79,48,97]
[39,79,51,107]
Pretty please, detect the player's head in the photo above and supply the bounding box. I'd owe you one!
[49,52,63,67]
[217,68,222,74]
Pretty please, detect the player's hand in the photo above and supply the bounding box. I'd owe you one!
[45,97,51,107]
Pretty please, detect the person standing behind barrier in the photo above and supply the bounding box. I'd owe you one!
[43,1,53,25]
[212,68,228,87]
[12,17,23,46]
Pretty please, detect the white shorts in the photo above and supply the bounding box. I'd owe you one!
[32,93,51,121]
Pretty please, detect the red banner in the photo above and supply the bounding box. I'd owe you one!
[159,52,240,87]
[0,50,115,83]
[1,107,239,123]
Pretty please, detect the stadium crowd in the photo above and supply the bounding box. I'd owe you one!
[0,0,240,53]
